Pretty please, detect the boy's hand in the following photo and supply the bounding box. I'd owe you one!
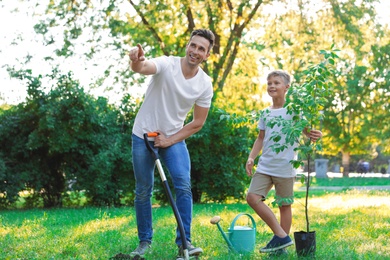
[246,158,254,176]
[307,129,322,142]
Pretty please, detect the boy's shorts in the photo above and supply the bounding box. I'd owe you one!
[248,172,295,205]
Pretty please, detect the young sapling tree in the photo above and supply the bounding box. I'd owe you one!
[265,46,339,233]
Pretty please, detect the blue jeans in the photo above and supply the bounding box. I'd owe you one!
[132,134,193,246]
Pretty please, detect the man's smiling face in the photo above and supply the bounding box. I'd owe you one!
[185,35,211,67]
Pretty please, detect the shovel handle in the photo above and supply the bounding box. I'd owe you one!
[143,131,189,260]
[147,132,159,137]
[143,133,159,160]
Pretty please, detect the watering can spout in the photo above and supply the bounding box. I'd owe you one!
[210,216,235,251]
[210,213,256,254]
[210,216,221,225]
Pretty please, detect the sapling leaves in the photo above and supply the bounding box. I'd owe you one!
[218,47,338,233]
[265,47,339,232]
[272,195,295,208]
[218,108,258,125]
[290,160,304,169]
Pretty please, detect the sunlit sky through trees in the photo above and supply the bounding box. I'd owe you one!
[0,0,389,105]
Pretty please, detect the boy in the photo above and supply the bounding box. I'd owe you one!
[245,70,322,253]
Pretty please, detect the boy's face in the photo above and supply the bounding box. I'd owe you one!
[267,75,289,98]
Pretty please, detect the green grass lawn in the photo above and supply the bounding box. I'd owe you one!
[1,183,390,259]
[311,176,390,187]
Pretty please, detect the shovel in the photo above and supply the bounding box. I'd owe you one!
[143,132,189,260]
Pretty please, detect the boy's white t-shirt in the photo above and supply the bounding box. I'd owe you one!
[132,56,213,138]
[255,107,298,178]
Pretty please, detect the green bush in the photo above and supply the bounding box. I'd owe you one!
[1,70,257,208]
[0,70,136,208]
[187,106,253,203]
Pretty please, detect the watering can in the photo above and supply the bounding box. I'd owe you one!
[210,213,256,254]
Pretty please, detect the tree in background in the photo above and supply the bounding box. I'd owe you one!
[253,0,390,175]
[0,69,253,208]
[31,0,273,113]
[1,0,390,208]
[319,2,390,175]
[370,43,390,154]
[0,69,136,207]
[3,1,385,123]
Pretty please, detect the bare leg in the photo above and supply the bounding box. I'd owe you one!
[247,192,287,238]
[279,205,292,234]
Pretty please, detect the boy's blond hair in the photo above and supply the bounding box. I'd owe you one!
[267,70,291,85]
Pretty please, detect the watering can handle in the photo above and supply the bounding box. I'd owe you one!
[229,213,256,231]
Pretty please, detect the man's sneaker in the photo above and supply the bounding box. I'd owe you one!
[178,241,203,257]
[130,241,151,258]
[260,235,293,253]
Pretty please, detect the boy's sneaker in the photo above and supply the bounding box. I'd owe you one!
[178,241,203,257]
[260,235,293,253]
[130,241,151,258]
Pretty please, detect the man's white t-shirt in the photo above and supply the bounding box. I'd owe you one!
[132,56,213,138]
[255,107,298,178]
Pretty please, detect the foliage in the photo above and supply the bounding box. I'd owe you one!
[370,43,390,154]
[3,0,388,168]
[0,69,257,207]
[186,106,253,203]
[253,0,390,174]
[30,0,274,114]
[2,0,390,208]
[0,102,41,208]
[268,47,338,160]
[321,43,390,172]
[0,69,136,208]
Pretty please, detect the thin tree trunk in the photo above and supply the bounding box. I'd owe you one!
[342,151,350,177]
[305,154,311,233]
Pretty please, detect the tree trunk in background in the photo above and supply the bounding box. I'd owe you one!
[342,152,350,177]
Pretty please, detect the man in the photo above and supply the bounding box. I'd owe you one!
[128,29,215,259]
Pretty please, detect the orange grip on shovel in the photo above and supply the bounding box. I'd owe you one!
[147,132,159,137]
